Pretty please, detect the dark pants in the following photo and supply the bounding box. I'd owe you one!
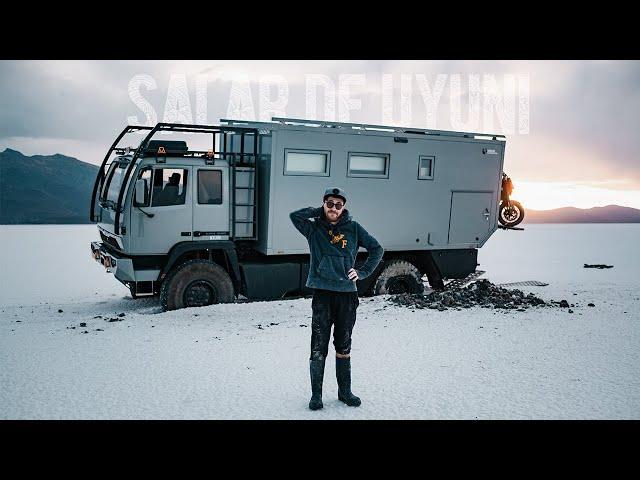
[310,288,359,360]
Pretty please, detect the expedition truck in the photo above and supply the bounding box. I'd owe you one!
[89,117,516,311]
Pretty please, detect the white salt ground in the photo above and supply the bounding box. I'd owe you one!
[0,223,638,419]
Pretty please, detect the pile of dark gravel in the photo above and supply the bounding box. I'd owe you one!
[387,279,573,312]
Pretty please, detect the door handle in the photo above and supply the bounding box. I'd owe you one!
[483,208,490,220]
[181,232,191,236]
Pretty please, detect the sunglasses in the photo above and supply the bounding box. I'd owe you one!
[324,200,344,210]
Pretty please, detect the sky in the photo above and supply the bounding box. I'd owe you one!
[1,60,639,210]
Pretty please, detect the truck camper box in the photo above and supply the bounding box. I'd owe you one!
[89,117,510,310]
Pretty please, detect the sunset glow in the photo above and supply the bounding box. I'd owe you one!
[1,60,639,213]
[514,181,640,211]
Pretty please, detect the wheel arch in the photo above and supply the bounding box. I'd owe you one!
[370,257,424,295]
[359,250,445,293]
[160,241,242,295]
[374,250,441,277]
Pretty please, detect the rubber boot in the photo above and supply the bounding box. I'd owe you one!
[309,358,326,410]
[336,357,361,407]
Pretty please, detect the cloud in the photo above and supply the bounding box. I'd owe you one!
[0,60,638,203]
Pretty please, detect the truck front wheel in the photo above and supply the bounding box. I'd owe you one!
[160,259,235,311]
[372,259,424,295]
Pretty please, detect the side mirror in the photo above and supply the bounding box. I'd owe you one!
[134,179,148,206]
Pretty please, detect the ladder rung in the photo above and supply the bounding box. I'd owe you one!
[235,203,255,207]
[234,186,255,190]
[234,220,256,224]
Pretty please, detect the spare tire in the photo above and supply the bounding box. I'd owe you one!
[160,259,235,311]
[372,259,424,295]
[499,200,525,227]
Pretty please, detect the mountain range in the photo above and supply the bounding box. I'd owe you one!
[523,204,640,223]
[0,148,98,224]
[1,148,639,224]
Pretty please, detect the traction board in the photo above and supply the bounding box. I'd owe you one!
[498,280,549,287]
[423,270,486,294]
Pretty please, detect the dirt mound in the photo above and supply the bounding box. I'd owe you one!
[387,279,570,312]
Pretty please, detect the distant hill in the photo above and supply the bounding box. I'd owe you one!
[524,205,640,223]
[2,147,639,225]
[0,148,99,224]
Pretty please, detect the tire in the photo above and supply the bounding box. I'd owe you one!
[372,259,424,295]
[499,200,525,227]
[160,259,235,311]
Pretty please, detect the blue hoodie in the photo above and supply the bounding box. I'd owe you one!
[289,206,384,292]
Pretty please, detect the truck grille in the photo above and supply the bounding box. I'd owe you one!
[100,231,121,251]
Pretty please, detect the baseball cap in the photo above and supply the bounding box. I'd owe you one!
[323,187,347,203]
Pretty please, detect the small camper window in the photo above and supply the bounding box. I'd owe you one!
[284,149,330,176]
[418,156,435,180]
[347,153,389,178]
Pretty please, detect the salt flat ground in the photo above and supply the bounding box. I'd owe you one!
[0,224,638,419]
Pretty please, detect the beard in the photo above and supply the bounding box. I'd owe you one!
[325,210,341,222]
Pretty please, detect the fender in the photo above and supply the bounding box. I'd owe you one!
[160,241,242,293]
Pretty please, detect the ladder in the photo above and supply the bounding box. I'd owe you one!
[229,132,258,240]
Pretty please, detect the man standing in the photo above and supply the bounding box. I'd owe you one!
[290,187,384,410]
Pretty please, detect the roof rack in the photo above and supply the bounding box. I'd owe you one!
[92,122,261,236]
[220,117,506,141]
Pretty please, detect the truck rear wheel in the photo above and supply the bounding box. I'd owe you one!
[372,259,424,295]
[160,259,235,311]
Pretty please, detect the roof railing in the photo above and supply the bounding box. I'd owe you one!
[99,122,260,235]
[220,117,505,140]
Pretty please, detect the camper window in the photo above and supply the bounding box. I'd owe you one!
[418,156,435,180]
[347,153,389,178]
[284,149,330,176]
[198,170,223,204]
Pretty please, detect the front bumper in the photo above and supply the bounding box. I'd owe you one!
[90,241,135,282]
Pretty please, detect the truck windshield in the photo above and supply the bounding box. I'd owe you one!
[101,161,129,207]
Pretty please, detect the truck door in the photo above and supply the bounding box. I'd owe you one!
[191,166,230,241]
[130,166,193,254]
